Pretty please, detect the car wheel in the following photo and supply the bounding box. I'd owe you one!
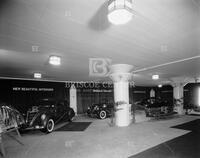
[44,119,54,133]
[99,110,107,119]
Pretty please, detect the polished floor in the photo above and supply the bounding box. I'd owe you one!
[129,119,200,158]
[1,115,199,158]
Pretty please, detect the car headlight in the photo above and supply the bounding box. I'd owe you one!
[41,114,46,120]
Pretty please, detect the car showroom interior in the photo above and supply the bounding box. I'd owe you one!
[0,0,200,158]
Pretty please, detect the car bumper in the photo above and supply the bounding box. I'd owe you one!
[21,125,45,131]
[21,122,45,130]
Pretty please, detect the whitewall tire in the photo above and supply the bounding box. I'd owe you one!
[45,119,54,133]
[99,110,107,119]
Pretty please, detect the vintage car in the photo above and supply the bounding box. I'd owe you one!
[134,99,148,110]
[144,98,174,117]
[185,103,200,115]
[20,99,75,133]
[87,103,114,119]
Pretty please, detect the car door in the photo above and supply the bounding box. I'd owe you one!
[55,101,65,120]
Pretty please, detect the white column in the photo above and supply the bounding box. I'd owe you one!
[109,64,134,127]
[173,84,184,115]
[70,84,77,115]
[114,81,129,103]
[171,77,188,115]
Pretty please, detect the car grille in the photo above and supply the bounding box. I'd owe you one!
[26,112,37,124]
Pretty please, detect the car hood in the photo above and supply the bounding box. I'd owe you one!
[146,101,171,108]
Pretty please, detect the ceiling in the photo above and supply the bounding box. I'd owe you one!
[0,0,199,86]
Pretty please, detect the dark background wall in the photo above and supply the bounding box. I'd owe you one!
[77,89,114,114]
[0,79,66,113]
[69,83,114,114]
[75,85,174,114]
[0,79,199,114]
[130,85,174,105]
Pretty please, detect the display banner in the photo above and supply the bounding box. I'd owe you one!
[0,79,68,115]
[12,87,54,91]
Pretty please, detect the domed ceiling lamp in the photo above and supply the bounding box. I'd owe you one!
[152,74,159,80]
[49,55,61,66]
[108,0,133,25]
[34,72,42,79]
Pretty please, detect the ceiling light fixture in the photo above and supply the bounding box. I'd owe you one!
[34,73,42,79]
[108,0,133,25]
[49,55,61,66]
[152,74,159,80]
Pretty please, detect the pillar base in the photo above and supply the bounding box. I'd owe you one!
[115,104,132,127]
[174,106,185,115]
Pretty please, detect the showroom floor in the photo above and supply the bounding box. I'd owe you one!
[1,115,200,158]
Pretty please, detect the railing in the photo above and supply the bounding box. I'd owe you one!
[0,103,24,157]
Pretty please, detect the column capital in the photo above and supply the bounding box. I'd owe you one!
[171,82,185,88]
[170,77,191,87]
[109,64,134,82]
[109,64,134,74]
[110,72,133,82]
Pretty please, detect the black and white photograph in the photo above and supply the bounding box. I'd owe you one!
[0,0,200,158]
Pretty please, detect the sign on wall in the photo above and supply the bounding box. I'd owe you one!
[12,87,54,92]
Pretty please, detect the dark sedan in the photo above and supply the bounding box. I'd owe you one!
[185,103,200,115]
[21,99,75,133]
[87,103,114,119]
[144,98,174,117]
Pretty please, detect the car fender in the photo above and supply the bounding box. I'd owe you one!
[31,111,52,127]
[68,108,75,118]
[99,107,110,114]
